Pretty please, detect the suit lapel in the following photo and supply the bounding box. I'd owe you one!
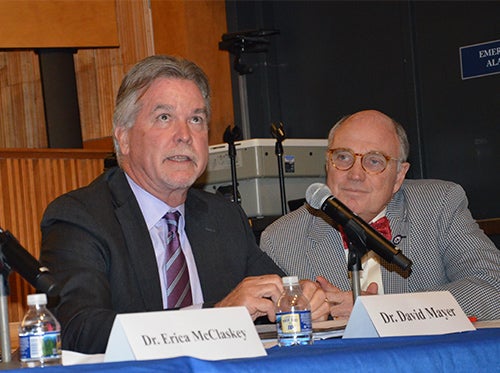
[306,208,352,290]
[184,190,220,300]
[109,169,163,310]
[384,186,411,293]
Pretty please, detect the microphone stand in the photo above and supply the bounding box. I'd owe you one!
[346,242,363,302]
[343,225,369,303]
[0,270,12,363]
[0,228,61,366]
[271,122,287,216]
[218,29,280,139]
[223,125,242,204]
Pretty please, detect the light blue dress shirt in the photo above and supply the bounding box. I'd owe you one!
[125,174,204,308]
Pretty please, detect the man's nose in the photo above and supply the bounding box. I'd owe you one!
[174,120,192,143]
[346,157,366,180]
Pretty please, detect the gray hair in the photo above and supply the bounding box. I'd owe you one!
[112,55,211,158]
[327,113,410,162]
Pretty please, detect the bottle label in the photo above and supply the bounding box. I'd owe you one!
[277,310,312,334]
[19,331,62,361]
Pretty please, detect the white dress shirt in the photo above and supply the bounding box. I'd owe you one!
[343,209,386,294]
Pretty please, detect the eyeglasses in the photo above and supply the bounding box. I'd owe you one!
[328,148,400,174]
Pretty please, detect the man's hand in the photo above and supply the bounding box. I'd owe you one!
[214,275,283,322]
[316,275,378,320]
[299,279,330,321]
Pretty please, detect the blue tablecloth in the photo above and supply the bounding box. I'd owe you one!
[4,328,500,372]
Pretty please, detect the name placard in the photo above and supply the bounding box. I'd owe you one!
[104,307,266,362]
[343,291,475,338]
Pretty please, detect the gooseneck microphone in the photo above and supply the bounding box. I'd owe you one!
[305,183,412,271]
[0,228,60,297]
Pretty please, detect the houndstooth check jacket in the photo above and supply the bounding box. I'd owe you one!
[260,179,500,320]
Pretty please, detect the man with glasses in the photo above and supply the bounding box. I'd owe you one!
[260,110,500,321]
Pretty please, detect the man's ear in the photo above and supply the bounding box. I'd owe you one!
[393,162,410,194]
[114,126,130,155]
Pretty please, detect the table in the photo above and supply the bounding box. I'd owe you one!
[2,328,499,372]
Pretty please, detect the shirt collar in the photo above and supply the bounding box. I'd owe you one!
[124,173,185,230]
[370,207,387,224]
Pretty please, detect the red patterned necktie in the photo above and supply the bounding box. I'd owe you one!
[370,216,392,241]
[164,211,192,308]
[339,216,392,249]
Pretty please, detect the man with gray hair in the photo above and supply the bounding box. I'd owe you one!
[40,55,329,354]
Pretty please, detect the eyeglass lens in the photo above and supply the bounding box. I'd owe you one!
[331,149,388,173]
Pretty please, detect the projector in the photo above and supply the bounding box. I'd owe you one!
[195,138,327,217]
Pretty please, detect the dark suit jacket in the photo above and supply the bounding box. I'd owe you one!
[40,167,284,353]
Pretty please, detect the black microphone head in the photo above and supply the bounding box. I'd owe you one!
[305,183,332,209]
[0,229,61,297]
[36,272,61,297]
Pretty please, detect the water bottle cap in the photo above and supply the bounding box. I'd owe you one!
[282,276,299,285]
[27,293,48,306]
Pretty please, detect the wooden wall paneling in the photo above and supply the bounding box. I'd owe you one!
[83,136,114,151]
[0,149,108,323]
[115,0,155,70]
[74,49,122,143]
[94,49,124,138]
[2,0,232,148]
[0,0,119,48]
[150,0,234,145]
[73,51,101,142]
[0,50,47,148]
[0,0,154,148]
[75,0,154,144]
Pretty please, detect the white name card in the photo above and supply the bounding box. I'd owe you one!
[104,306,266,363]
[343,291,475,338]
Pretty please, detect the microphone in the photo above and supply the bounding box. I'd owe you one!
[270,121,286,142]
[305,183,412,271]
[0,228,60,297]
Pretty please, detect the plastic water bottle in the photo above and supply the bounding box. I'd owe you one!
[276,276,313,346]
[18,293,62,367]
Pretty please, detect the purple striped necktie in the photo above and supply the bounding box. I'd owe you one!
[163,210,192,308]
